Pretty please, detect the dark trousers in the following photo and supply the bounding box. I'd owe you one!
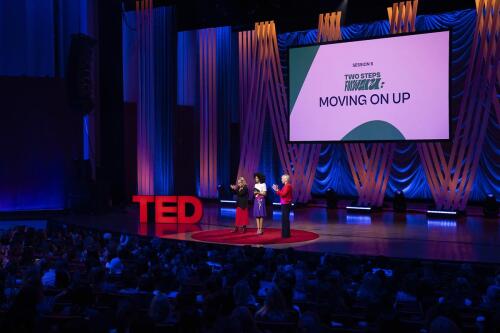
[281,203,291,238]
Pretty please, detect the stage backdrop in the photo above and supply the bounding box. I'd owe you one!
[294,8,498,202]
[177,8,498,202]
[0,0,96,211]
[177,27,238,197]
[122,4,176,196]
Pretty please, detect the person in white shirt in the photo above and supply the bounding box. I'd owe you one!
[253,173,267,235]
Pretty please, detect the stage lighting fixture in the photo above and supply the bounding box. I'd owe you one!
[483,194,499,218]
[220,200,236,204]
[393,190,406,212]
[326,188,337,209]
[346,205,372,214]
[426,210,457,218]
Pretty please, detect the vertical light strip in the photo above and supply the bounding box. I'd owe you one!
[198,28,218,198]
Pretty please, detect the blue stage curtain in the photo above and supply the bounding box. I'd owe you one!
[258,119,283,202]
[0,0,55,76]
[177,30,200,194]
[0,0,91,77]
[177,27,238,194]
[153,6,175,195]
[0,0,94,211]
[275,9,498,201]
[177,30,198,107]
[122,10,139,104]
[123,6,175,195]
[216,27,237,187]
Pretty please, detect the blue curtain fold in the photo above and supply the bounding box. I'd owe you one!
[123,6,175,195]
[216,27,237,187]
[153,6,175,195]
[258,119,282,201]
[177,30,200,194]
[122,10,138,103]
[177,30,198,106]
[0,0,55,76]
[0,0,90,77]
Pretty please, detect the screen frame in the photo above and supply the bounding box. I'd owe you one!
[287,29,452,144]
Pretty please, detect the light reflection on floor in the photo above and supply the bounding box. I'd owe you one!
[345,215,372,225]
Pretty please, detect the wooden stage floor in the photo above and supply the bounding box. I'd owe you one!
[51,202,500,264]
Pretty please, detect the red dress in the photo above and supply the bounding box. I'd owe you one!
[233,185,249,226]
[235,207,249,226]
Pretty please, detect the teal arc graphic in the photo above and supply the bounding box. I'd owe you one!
[341,120,406,141]
[289,45,320,113]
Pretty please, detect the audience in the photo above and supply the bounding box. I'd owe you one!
[255,284,291,322]
[429,316,461,333]
[0,223,499,333]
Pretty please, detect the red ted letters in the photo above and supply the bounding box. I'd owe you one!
[132,195,203,224]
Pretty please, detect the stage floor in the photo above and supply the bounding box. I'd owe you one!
[49,202,500,264]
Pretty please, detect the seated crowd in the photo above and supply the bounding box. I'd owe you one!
[0,223,500,333]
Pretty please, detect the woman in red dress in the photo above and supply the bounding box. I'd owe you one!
[230,177,249,233]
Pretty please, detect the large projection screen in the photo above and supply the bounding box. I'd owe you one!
[288,30,450,143]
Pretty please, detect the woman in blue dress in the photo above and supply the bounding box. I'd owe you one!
[253,173,267,235]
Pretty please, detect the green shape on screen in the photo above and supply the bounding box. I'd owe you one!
[341,120,406,141]
[289,45,320,113]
